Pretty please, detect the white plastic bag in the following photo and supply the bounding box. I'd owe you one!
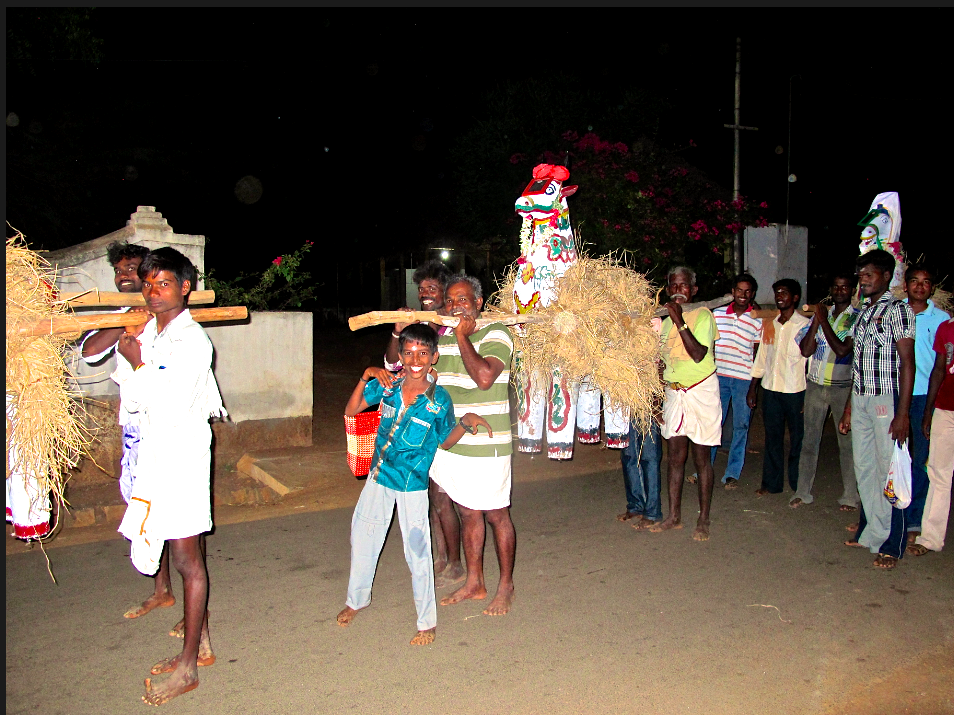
[883,440,912,510]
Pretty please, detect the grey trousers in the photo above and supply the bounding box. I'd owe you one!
[792,381,858,506]
[852,394,896,553]
[345,480,436,631]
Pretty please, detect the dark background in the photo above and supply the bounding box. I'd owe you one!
[6,10,950,305]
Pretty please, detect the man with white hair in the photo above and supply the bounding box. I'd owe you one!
[650,266,722,541]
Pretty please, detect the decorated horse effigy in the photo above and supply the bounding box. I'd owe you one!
[511,163,630,458]
[857,191,905,290]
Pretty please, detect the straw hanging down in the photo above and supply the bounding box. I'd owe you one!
[488,252,664,434]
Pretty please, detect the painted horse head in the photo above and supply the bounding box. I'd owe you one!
[513,164,579,313]
[858,191,904,289]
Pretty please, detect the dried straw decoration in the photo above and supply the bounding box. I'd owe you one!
[6,230,90,520]
[488,253,663,433]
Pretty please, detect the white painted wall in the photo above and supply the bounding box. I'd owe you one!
[205,312,313,423]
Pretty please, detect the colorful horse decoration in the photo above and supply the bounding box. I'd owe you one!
[858,191,904,290]
[512,163,629,459]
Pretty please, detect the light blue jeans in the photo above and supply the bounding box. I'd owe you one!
[711,375,752,483]
[346,480,436,631]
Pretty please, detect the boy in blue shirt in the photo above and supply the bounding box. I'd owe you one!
[337,324,491,645]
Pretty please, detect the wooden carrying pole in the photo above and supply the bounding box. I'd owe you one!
[15,306,248,338]
[348,296,743,332]
[59,289,215,307]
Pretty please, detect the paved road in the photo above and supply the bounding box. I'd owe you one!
[7,434,953,715]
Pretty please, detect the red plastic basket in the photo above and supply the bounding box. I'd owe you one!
[344,408,381,477]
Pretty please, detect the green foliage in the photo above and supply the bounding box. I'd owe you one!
[202,241,318,311]
[7,9,105,74]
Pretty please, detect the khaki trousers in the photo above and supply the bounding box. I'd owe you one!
[915,409,954,552]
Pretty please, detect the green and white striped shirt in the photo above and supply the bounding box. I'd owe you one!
[436,322,513,458]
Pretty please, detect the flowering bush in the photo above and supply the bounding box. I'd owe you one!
[202,241,317,311]
[522,132,768,289]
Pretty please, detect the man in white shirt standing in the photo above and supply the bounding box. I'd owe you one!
[747,279,811,496]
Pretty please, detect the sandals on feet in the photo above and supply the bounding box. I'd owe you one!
[724,478,738,490]
[906,543,931,557]
[874,554,898,569]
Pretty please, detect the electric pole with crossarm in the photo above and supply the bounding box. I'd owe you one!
[723,37,758,276]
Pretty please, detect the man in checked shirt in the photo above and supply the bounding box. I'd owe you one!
[838,249,916,569]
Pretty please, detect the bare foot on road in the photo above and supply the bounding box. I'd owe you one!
[755,488,772,497]
[692,522,710,541]
[844,540,864,548]
[483,586,514,616]
[142,668,199,706]
[649,517,683,533]
[151,630,215,674]
[336,606,363,627]
[124,592,175,619]
[846,523,859,532]
[410,627,436,645]
[631,517,658,531]
[434,563,465,589]
[169,610,208,638]
[616,511,640,522]
[838,504,857,512]
[789,498,804,509]
[440,583,487,606]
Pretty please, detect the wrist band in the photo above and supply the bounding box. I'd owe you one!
[392,332,401,339]
[359,377,369,382]
[134,362,146,371]
[458,418,476,435]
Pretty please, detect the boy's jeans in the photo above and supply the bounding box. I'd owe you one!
[711,375,752,483]
[621,420,662,521]
[346,480,436,631]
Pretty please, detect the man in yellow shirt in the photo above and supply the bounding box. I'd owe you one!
[650,267,722,541]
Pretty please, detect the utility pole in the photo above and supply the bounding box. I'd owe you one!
[723,37,758,276]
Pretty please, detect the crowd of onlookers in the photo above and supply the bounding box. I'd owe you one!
[619,249,954,568]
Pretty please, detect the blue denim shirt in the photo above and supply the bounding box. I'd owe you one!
[363,375,456,492]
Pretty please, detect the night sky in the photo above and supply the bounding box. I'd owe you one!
[6,11,951,304]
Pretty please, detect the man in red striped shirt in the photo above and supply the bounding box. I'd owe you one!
[711,274,762,489]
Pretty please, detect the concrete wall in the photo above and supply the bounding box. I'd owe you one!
[744,223,809,306]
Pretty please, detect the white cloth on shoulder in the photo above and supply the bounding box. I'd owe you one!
[429,449,512,511]
[660,372,722,446]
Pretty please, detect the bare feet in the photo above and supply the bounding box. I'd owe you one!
[844,540,863,548]
[724,478,739,490]
[873,554,898,569]
[846,522,859,532]
[789,498,804,509]
[440,583,487,606]
[434,563,466,589]
[142,667,199,706]
[169,610,208,638]
[630,517,658,531]
[483,585,514,616]
[616,510,641,522]
[648,517,683,533]
[685,473,698,484]
[754,487,771,496]
[336,606,363,627]
[838,504,858,512]
[410,627,436,645]
[692,521,710,541]
[151,630,215,674]
[123,592,175,619]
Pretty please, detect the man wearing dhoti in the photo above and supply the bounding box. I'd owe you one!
[650,266,722,541]
[113,248,226,705]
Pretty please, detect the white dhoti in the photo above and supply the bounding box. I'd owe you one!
[660,372,722,446]
[429,449,512,511]
[117,420,213,574]
[6,394,51,541]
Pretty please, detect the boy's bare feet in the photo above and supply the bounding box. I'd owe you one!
[124,592,175,619]
[151,630,215,674]
[692,520,710,541]
[838,504,857,512]
[336,606,363,627]
[434,563,466,589]
[789,498,804,508]
[616,510,640,522]
[440,583,487,606]
[410,627,436,645]
[169,610,208,638]
[755,487,771,496]
[648,517,683,533]
[630,517,658,531]
[483,585,514,616]
[142,667,199,706]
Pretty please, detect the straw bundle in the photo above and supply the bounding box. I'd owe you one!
[6,231,90,515]
[489,253,663,433]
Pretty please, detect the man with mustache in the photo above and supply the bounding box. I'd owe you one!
[650,267,722,541]
[429,275,516,615]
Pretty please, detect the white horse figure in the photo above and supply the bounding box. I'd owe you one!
[857,191,904,290]
[513,163,629,459]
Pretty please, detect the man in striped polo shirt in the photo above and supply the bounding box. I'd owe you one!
[791,272,859,510]
[430,275,517,616]
[711,273,762,489]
